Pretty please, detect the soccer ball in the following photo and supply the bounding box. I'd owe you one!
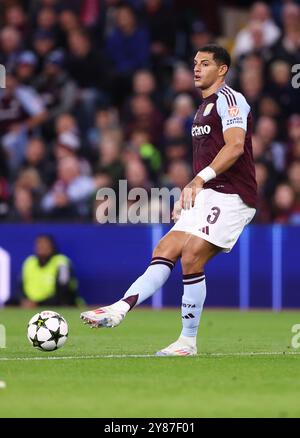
[27,310,68,351]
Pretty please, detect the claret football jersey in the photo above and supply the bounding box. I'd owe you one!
[192,84,257,208]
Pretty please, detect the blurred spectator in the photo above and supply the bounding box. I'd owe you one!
[32,29,57,72]
[106,3,150,104]
[0,145,9,219]
[126,128,162,181]
[15,51,38,86]
[67,29,106,90]
[125,157,153,192]
[288,160,300,204]
[238,52,265,75]
[88,106,120,152]
[21,137,55,186]
[163,115,190,166]
[253,160,272,223]
[164,65,199,112]
[4,2,28,39]
[107,4,150,73]
[58,7,81,35]
[55,113,79,136]
[125,94,164,146]
[142,0,176,76]
[79,0,107,43]
[171,93,195,137]
[164,115,186,141]
[0,26,22,71]
[272,182,299,223]
[266,59,297,118]
[258,95,281,121]
[143,0,176,56]
[0,73,47,173]
[67,28,109,131]
[41,156,96,218]
[119,158,153,223]
[287,115,300,164]
[233,2,280,59]
[164,137,190,169]
[19,234,78,307]
[36,6,58,33]
[270,3,300,65]
[94,130,124,191]
[239,66,264,120]
[184,20,213,66]
[9,186,37,222]
[34,50,77,134]
[131,69,160,105]
[54,131,92,176]
[164,160,192,192]
[15,167,45,199]
[255,116,287,174]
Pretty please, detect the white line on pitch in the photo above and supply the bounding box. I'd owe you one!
[0,351,300,361]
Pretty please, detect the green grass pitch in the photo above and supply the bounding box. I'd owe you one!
[1,307,300,418]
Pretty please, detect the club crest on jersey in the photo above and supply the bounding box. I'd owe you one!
[192,124,211,136]
[203,103,214,116]
[228,106,239,117]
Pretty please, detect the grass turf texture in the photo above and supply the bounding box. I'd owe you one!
[0,307,300,418]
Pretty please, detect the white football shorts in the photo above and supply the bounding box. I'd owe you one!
[171,188,256,253]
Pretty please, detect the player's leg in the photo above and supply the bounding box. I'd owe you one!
[157,235,221,356]
[122,230,187,308]
[80,230,189,327]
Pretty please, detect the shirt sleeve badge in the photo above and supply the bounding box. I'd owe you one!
[228,106,240,117]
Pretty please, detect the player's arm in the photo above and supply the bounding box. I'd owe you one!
[180,127,245,209]
[208,126,245,175]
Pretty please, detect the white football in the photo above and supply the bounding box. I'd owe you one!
[27,310,68,351]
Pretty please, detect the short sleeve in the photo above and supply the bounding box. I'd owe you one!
[216,90,250,132]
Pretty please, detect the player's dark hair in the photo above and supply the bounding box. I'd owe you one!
[198,44,231,72]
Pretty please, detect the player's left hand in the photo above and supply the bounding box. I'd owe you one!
[180,176,204,209]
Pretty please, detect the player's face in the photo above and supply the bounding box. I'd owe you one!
[193,52,225,90]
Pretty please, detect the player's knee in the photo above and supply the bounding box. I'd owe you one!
[152,238,178,262]
[181,247,205,274]
[152,240,171,260]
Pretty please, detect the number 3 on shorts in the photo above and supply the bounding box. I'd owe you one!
[207,207,221,224]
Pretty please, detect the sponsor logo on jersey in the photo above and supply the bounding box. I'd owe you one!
[228,106,239,117]
[191,124,211,136]
[203,103,214,116]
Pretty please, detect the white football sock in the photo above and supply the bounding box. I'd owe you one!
[180,272,206,340]
[120,257,175,310]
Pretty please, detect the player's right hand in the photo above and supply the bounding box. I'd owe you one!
[180,176,204,209]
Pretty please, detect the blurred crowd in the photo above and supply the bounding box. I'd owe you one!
[0,0,300,224]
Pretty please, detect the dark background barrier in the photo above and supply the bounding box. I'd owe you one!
[0,224,299,309]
